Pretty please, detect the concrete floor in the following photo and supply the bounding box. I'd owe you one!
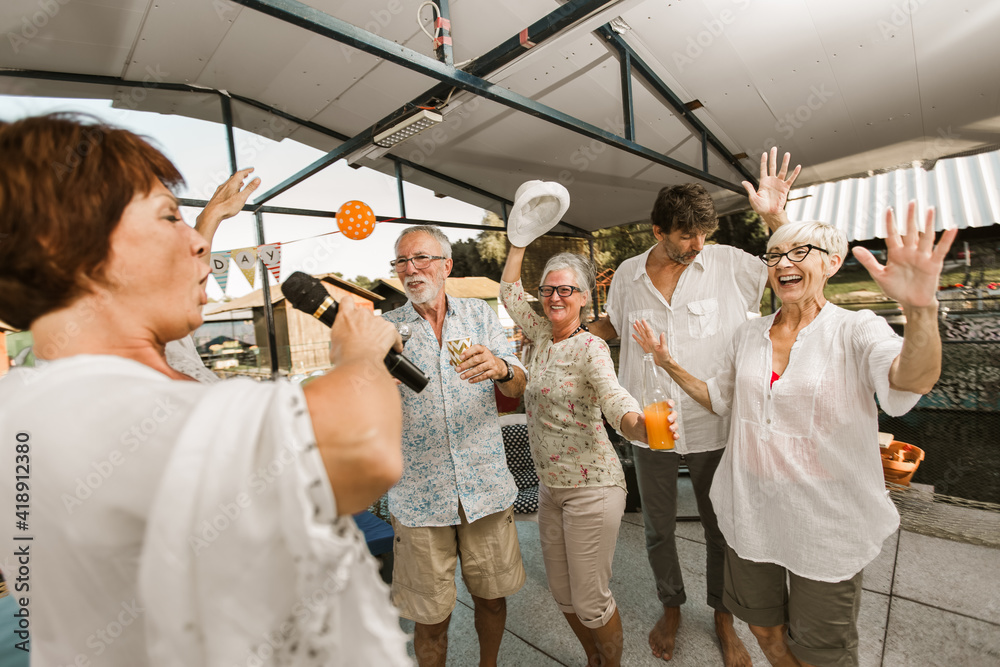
[399,477,1000,666]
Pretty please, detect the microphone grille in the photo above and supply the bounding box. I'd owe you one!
[281,271,331,313]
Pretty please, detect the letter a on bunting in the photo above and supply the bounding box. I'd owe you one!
[232,247,258,287]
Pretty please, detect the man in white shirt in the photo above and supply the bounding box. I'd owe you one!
[589,149,799,666]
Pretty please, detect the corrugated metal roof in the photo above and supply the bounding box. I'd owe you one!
[784,150,1000,242]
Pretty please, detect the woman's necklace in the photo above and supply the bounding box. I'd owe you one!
[555,322,589,342]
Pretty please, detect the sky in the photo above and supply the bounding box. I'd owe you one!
[0,94,490,299]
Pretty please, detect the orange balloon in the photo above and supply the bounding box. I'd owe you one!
[336,200,377,240]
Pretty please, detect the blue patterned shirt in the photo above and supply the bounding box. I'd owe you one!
[383,297,525,527]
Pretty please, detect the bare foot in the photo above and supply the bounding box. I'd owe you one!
[715,610,753,667]
[649,606,680,660]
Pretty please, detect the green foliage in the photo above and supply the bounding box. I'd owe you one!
[350,275,374,291]
[711,211,769,256]
[592,222,655,271]
[450,211,506,280]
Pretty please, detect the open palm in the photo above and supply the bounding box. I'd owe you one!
[631,319,672,368]
[853,203,958,309]
[743,147,801,218]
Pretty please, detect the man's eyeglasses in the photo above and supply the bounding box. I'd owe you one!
[389,255,446,272]
[538,285,584,298]
[759,244,829,267]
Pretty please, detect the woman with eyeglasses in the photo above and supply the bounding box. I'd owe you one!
[500,245,672,667]
[632,209,955,667]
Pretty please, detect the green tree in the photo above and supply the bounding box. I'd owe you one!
[592,222,656,271]
[449,211,506,280]
[711,211,769,256]
[350,275,374,291]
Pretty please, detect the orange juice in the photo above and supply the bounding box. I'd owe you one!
[643,400,675,450]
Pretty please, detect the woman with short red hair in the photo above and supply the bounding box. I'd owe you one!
[0,114,411,666]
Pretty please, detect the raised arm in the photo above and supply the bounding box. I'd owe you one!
[501,244,526,283]
[854,202,957,394]
[303,297,404,515]
[587,316,619,341]
[743,147,801,232]
[631,319,715,413]
[195,167,261,265]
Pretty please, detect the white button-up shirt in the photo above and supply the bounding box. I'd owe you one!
[605,244,767,454]
[706,304,920,582]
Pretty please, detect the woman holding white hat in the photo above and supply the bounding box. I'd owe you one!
[500,183,674,666]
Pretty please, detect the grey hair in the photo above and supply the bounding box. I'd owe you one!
[767,221,848,271]
[394,225,452,260]
[540,252,595,308]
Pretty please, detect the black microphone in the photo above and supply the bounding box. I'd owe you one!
[281,271,429,393]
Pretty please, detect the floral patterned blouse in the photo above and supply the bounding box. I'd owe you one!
[501,280,640,490]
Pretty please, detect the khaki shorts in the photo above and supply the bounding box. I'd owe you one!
[723,546,863,667]
[390,505,525,624]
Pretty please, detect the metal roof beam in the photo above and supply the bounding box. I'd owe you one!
[598,25,757,187]
[461,0,614,79]
[0,69,529,223]
[232,0,747,195]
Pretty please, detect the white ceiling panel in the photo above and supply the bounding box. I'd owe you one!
[124,0,243,83]
[2,0,998,232]
[0,0,145,76]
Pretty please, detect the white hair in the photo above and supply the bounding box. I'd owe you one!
[394,225,452,260]
[540,252,595,308]
[767,221,848,270]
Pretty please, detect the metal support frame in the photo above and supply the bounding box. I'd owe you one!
[620,49,635,142]
[254,210,280,377]
[176,198,583,238]
[219,93,239,173]
[232,0,748,195]
[599,25,756,186]
[394,161,407,218]
[431,0,452,66]
[0,69,574,234]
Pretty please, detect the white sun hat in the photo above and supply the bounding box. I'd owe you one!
[506,180,571,247]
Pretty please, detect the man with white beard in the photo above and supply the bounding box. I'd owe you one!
[381,225,528,667]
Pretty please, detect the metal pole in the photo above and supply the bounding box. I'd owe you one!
[394,160,407,218]
[219,94,239,173]
[431,0,453,66]
[620,49,634,142]
[255,210,280,378]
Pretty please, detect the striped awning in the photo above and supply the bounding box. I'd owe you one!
[785,150,1000,242]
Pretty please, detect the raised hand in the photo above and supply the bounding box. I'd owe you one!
[853,202,958,309]
[631,319,672,369]
[200,167,260,224]
[742,147,801,228]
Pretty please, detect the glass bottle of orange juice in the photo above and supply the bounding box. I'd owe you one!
[641,353,675,450]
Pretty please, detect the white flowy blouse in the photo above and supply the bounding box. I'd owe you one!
[706,304,921,582]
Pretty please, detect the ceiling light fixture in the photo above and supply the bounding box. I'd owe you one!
[373,108,443,148]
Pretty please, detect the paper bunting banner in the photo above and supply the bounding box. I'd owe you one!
[337,200,377,240]
[232,247,258,287]
[259,243,281,283]
[210,253,230,293]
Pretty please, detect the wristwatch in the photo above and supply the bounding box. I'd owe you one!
[496,358,515,383]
